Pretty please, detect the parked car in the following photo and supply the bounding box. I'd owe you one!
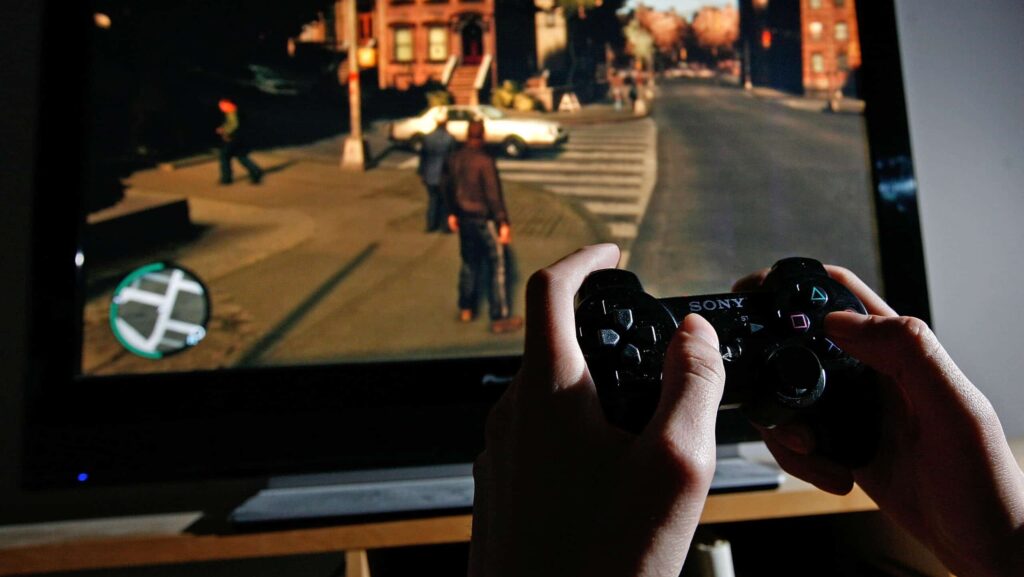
[389,105,568,158]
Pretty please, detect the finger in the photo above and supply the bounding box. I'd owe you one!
[762,421,816,455]
[731,268,770,292]
[645,314,726,460]
[520,244,621,392]
[822,265,897,317]
[732,264,896,318]
[760,429,855,495]
[825,313,960,408]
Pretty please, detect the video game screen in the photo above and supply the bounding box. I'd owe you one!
[80,0,882,376]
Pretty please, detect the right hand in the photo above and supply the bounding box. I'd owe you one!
[733,267,1024,577]
[447,215,458,232]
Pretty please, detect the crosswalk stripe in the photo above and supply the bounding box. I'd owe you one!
[544,185,642,200]
[498,161,643,176]
[564,144,645,152]
[503,173,643,186]
[569,136,650,145]
[550,151,647,161]
[608,222,639,239]
[584,202,645,217]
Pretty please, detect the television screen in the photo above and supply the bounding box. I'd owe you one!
[24,0,927,486]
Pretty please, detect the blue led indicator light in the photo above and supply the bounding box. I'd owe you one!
[77,473,89,483]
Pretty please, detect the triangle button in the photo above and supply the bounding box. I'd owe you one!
[810,286,829,306]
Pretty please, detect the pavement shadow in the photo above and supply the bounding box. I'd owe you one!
[235,243,380,366]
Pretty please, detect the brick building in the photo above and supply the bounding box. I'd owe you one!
[739,0,861,96]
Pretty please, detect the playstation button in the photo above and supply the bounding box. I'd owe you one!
[787,312,812,333]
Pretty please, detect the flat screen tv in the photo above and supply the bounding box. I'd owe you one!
[23,0,929,489]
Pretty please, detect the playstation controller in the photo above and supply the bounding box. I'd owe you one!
[575,257,880,467]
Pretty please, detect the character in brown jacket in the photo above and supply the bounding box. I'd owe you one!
[443,120,523,334]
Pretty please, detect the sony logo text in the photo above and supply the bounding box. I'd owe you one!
[688,298,747,312]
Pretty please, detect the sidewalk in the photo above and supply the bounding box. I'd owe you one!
[747,86,866,114]
[82,133,609,375]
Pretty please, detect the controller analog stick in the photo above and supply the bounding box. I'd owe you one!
[766,345,826,407]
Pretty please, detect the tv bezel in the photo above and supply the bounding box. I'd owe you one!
[22,0,930,488]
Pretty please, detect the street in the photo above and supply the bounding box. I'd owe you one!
[631,78,881,299]
[82,80,883,375]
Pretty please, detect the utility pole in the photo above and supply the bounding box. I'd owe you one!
[341,0,366,170]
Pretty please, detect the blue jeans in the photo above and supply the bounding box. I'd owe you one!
[219,141,263,184]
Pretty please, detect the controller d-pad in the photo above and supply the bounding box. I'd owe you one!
[621,344,642,366]
[634,325,658,347]
[598,329,621,348]
[613,308,634,331]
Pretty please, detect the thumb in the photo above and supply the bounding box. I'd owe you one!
[646,314,726,449]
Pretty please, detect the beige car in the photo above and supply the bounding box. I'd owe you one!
[389,105,568,158]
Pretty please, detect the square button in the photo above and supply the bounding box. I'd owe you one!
[789,313,812,332]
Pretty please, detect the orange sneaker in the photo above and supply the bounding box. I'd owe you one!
[459,309,474,323]
[490,316,524,334]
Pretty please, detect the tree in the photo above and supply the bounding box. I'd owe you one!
[635,6,688,60]
[691,5,739,58]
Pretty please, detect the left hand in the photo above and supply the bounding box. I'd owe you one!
[469,244,727,577]
[498,223,511,245]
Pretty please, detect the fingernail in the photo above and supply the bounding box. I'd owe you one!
[683,313,719,348]
[771,426,814,455]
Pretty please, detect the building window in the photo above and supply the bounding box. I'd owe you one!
[809,0,822,9]
[394,27,414,62]
[811,52,825,73]
[834,0,845,6]
[809,21,823,40]
[427,26,448,62]
[837,52,849,71]
[835,21,849,41]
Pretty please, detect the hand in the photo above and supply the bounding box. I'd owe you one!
[733,266,1024,577]
[498,223,511,245]
[470,244,727,577]
[447,215,458,232]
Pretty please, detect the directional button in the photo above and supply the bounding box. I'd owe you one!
[621,344,642,367]
[613,308,634,331]
[634,325,658,347]
[598,329,621,348]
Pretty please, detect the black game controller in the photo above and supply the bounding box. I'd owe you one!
[575,257,880,467]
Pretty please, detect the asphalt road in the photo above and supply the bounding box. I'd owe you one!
[630,79,881,299]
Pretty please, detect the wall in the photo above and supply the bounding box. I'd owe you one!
[895,0,1024,437]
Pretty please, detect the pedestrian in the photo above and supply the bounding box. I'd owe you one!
[216,98,263,185]
[443,119,523,334]
[418,108,457,232]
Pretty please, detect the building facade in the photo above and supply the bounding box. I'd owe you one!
[739,0,861,96]
[800,0,860,96]
[374,0,498,90]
